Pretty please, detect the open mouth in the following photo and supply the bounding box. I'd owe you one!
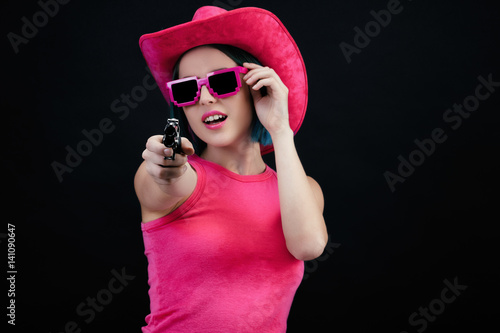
[202,111,228,128]
[203,114,228,125]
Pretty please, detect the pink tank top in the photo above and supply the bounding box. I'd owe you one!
[141,154,304,332]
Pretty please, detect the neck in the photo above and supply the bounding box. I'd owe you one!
[201,139,266,175]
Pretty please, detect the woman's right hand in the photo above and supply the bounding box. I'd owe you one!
[142,135,195,185]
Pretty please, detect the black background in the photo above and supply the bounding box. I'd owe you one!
[3,0,499,332]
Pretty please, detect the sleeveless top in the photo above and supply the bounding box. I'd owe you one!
[141,154,304,332]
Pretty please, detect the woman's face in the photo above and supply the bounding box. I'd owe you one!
[178,46,254,151]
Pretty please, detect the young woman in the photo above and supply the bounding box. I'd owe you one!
[135,6,328,332]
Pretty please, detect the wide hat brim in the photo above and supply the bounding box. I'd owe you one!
[139,6,308,154]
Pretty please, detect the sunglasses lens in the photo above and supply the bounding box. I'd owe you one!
[209,71,238,96]
[171,79,198,104]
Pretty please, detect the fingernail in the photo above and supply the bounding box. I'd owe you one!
[164,148,173,156]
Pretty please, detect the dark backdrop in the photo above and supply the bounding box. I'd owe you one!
[3,0,499,332]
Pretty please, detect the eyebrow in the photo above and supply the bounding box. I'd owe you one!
[181,67,228,79]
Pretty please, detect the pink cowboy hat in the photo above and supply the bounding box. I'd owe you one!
[139,6,308,154]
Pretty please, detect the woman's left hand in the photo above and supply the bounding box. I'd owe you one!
[243,62,291,137]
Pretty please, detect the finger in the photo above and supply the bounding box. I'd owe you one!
[245,68,281,85]
[157,164,188,180]
[163,151,189,167]
[142,147,167,165]
[242,62,262,70]
[180,137,195,156]
[146,135,187,161]
[145,135,167,155]
[244,67,271,83]
[243,63,269,82]
[147,162,188,183]
[249,83,263,102]
[251,77,274,91]
[143,146,187,167]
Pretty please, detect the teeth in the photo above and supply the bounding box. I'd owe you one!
[204,115,226,123]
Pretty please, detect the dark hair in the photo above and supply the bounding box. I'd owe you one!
[169,44,272,154]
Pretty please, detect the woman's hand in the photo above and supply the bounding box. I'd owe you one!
[135,135,197,222]
[142,135,195,185]
[243,62,291,137]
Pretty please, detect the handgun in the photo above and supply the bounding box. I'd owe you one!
[162,118,183,160]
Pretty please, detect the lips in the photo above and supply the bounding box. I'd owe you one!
[202,110,228,129]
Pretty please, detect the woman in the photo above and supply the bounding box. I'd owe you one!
[134,6,328,332]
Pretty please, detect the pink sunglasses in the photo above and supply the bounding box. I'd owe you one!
[166,66,249,107]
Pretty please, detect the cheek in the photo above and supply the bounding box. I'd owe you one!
[182,108,197,125]
[235,86,255,120]
[181,109,202,137]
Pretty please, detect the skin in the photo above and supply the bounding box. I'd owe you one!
[134,46,328,260]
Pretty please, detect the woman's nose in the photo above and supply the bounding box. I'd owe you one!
[199,85,216,105]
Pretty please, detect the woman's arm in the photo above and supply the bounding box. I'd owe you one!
[134,135,197,222]
[244,62,328,260]
[271,128,328,261]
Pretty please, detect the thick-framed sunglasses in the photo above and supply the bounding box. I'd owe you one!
[166,66,249,107]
